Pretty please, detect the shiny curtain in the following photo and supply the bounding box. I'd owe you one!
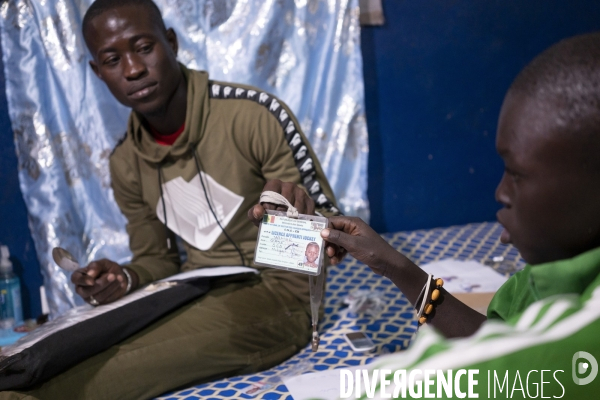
[0,0,369,317]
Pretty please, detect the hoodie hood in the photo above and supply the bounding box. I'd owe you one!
[127,65,210,164]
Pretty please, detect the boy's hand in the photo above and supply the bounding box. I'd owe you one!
[71,259,137,305]
[247,179,315,226]
[321,216,396,275]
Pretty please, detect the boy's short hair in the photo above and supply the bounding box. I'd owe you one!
[82,0,166,38]
[509,32,600,137]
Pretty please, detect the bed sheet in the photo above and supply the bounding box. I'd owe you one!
[158,221,524,400]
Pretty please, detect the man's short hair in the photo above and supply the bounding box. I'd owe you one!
[82,0,166,39]
[306,242,319,250]
[509,32,600,136]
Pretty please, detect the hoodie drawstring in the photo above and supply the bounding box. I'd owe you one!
[157,166,172,249]
[192,150,246,266]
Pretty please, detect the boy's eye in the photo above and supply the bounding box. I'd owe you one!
[504,167,521,181]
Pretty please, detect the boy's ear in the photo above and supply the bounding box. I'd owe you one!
[166,28,178,56]
[89,60,102,80]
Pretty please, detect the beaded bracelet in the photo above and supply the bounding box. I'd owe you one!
[417,277,444,326]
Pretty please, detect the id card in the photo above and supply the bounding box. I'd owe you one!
[254,210,327,276]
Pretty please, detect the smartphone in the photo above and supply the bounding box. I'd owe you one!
[344,331,375,352]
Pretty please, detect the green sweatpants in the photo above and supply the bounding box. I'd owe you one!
[2,272,311,400]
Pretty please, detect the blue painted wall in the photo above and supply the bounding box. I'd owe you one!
[363,1,600,233]
[2,2,600,314]
[0,45,43,319]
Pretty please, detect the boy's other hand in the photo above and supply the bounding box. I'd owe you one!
[71,259,135,305]
[321,216,396,275]
[247,179,315,226]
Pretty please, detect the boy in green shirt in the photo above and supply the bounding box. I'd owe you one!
[320,33,600,397]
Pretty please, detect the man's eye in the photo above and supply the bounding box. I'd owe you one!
[103,56,119,65]
[138,44,153,53]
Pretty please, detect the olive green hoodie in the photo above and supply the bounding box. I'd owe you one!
[109,65,338,305]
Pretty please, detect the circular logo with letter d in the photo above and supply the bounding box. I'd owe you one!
[572,351,598,385]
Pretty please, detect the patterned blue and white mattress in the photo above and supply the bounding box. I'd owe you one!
[158,221,524,400]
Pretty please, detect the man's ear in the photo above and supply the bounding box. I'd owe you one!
[89,60,102,80]
[166,28,178,56]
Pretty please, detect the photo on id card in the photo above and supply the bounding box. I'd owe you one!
[254,210,328,276]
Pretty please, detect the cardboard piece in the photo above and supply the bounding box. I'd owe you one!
[452,292,496,315]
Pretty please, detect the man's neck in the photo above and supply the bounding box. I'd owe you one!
[143,75,188,135]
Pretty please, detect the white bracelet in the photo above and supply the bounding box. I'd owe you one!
[416,274,433,322]
[122,267,133,295]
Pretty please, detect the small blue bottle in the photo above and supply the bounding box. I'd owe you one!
[0,245,23,329]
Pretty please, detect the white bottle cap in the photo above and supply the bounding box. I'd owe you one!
[0,245,13,273]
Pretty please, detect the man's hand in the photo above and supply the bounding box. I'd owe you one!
[71,259,137,305]
[321,216,398,275]
[247,179,348,263]
[247,179,315,226]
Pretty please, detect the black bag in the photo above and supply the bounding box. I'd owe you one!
[0,276,211,390]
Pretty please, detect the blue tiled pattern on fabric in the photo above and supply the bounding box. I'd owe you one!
[157,222,524,399]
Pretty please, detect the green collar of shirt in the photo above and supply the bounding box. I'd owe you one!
[529,246,600,300]
[487,246,600,321]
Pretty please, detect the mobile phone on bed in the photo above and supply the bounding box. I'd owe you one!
[344,332,375,352]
